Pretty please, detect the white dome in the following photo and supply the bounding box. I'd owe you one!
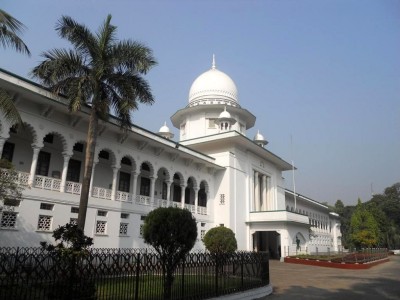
[159,122,171,133]
[254,130,268,147]
[218,107,232,119]
[188,56,238,105]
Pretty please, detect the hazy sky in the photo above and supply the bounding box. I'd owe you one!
[2,0,399,205]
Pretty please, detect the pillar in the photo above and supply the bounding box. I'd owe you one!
[180,184,186,208]
[131,171,138,200]
[166,180,172,205]
[150,176,156,203]
[28,144,42,187]
[262,175,267,211]
[88,161,98,197]
[60,152,71,192]
[254,171,260,211]
[194,187,199,214]
[111,165,119,201]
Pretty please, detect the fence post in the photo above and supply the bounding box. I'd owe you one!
[135,253,140,300]
[181,258,185,300]
[241,252,244,288]
[215,255,219,297]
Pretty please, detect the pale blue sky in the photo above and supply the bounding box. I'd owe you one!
[2,0,399,205]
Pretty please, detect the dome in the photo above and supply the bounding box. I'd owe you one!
[188,56,238,106]
[254,130,268,147]
[158,122,174,139]
[218,107,232,119]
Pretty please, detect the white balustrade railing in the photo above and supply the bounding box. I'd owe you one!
[65,181,82,194]
[184,204,196,213]
[34,175,61,191]
[116,191,132,202]
[197,206,207,215]
[92,186,112,200]
[0,168,29,186]
[134,194,151,206]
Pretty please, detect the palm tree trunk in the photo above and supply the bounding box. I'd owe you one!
[77,107,99,230]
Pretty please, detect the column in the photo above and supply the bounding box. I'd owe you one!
[166,180,172,205]
[28,145,42,187]
[194,187,199,214]
[88,161,98,197]
[180,184,186,208]
[267,177,272,210]
[150,176,157,204]
[131,171,138,201]
[254,171,260,211]
[60,153,71,192]
[262,175,267,211]
[0,136,8,157]
[111,165,119,201]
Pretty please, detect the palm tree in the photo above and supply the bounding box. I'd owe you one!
[31,15,157,230]
[0,9,30,125]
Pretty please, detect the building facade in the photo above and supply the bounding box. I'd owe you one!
[0,59,341,257]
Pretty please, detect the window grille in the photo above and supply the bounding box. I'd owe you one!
[40,203,54,210]
[37,215,52,231]
[1,212,17,229]
[119,223,128,236]
[220,194,225,205]
[201,230,206,239]
[70,218,78,225]
[71,207,79,213]
[139,224,144,236]
[97,210,108,217]
[96,221,107,234]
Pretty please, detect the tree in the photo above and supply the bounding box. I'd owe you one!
[31,15,156,230]
[0,9,30,125]
[349,199,379,249]
[143,207,197,300]
[203,226,237,254]
[0,159,23,207]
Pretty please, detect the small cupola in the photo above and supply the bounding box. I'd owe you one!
[158,121,174,139]
[253,130,268,147]
[218,107,236,132]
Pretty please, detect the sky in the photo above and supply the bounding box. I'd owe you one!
[2,0,399,206]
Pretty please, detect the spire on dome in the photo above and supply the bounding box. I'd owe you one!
[212,54,216,69]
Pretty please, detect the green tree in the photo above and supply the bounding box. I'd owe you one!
[350,198,379,248]
[143,207,197,300]
[334,199,345,215]
[0,159,23,207]
[0,9,30,125]
[203,226,237,254]
[31,15,156,230]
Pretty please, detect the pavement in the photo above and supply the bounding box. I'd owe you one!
[259,255,400,300]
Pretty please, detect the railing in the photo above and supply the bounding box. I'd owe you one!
[65,181,82,194]
[34,175,61,191]
[3,169,209,215]
[0,247,269,300]
[91,186,112,200]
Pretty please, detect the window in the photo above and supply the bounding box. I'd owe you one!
[118,172,131,192]
[96,220,107,235]
[208,118,217,128]
[198,188,207,207]
[43,134,54,144]
[140,177,150,196]
[67,159,81,182]
[36,151,51,176]
[162,182,168,200]
[119,223,128,236]
[201,222,205,227]
[219,194,225,205]
[71,207,79,213]
[70,218,78,225]
[37,215,52,231]
[1,212,17,229]
[73,143,84,152]
[139,224,144,236]
[173,184,181,202]
[1,142,15,162]
[97,210,108,217]
[140,215,146,221]
[40,203,54,210]
[4,199,20,207]
[121,213,129,219]
[99,150,109,160]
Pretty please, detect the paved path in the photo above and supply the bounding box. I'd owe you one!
[260,255,400,300]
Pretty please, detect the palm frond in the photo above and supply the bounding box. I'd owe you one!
[0,88,22,125]
[111,41,157,73]
[0,9,30,55]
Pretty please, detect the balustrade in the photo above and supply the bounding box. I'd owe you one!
[92,186,112,200]
[65,181,82,194]
[116,191,132,202]
[34,175,61,191]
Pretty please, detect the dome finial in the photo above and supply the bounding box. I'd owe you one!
[212,54,216,69]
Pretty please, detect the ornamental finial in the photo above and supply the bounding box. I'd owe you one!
[212,54,216,69]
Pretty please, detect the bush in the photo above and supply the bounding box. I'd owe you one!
[203,226,237,254]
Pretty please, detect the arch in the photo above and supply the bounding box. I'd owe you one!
[171,172,184,203]
[120,155,137,173]
[95,147,117,166]
[156,167,170,200]
[198,180,208,207]
[185,176,197,205]
[40,131,69,154]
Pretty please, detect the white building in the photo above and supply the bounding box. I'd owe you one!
[0,59,341,258]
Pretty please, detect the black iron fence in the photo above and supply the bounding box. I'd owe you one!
[0,247,269,300]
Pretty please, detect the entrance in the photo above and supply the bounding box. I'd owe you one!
[253,231,281,259]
